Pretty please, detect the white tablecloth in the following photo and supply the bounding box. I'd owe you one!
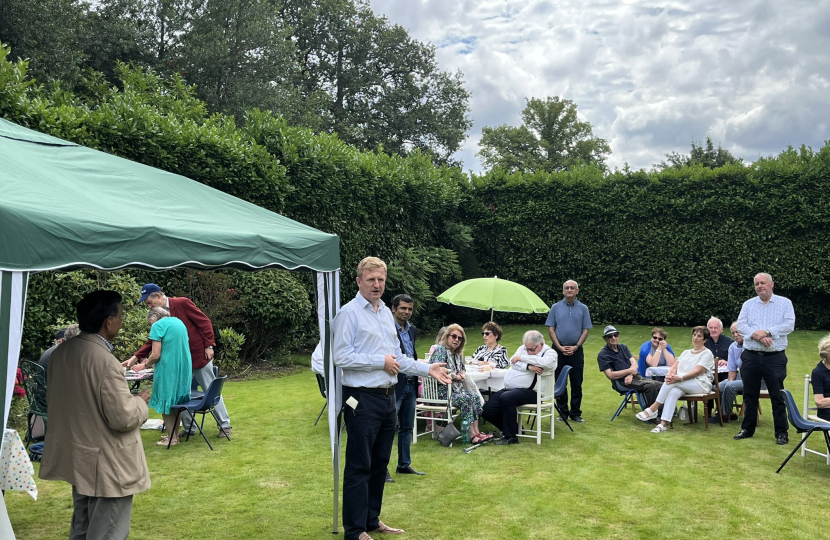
[1,429,37,500]
[466,367,509,391]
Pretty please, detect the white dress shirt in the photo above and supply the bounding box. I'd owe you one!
[503,344,558,392]
[736,294,795,352]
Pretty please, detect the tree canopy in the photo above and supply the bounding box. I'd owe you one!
[477,96,611,173]
[0,0,472,164]
[656,135,743,170]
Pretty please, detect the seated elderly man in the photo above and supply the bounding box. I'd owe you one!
[482,330,558,446]
[714,323,764,423]
[597,325,663,411]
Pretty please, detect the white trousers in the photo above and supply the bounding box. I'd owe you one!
[656,379,707,422]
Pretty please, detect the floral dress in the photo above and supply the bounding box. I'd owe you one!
[429,344,483,424]
[473,344,509,368]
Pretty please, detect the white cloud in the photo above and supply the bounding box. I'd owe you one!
[369,0,830,171]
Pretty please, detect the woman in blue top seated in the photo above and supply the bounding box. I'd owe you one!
[638,327,676,376]
[128,307,192,446]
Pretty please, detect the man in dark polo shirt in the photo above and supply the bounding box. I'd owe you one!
[597,325,663,412]
[546,280,592,423]
[705,317,733,375]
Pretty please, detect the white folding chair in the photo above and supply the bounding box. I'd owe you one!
[801,374,830,464]
[414,377,456,444]
[517,370,555,444]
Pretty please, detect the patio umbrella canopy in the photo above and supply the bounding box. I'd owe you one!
[437,277,549,320]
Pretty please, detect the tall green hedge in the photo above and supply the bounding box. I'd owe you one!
[466,145,830,328]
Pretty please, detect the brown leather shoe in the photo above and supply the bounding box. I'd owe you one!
[218,426,232,439]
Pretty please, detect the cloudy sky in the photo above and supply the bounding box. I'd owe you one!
[368,0,830,172]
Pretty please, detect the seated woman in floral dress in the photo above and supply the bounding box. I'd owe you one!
[429,323,493,444]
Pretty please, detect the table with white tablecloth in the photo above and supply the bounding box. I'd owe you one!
[466,366,509,391]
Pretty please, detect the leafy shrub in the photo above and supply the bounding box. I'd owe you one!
[216,327,246,371]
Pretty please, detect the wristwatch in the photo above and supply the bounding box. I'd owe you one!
[206,345,214,350]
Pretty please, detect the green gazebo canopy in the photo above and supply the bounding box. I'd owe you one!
[0,118,339,273]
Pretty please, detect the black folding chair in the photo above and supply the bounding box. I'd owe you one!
[314,374,327,426]
[777,389,830,473]
[169,376,229,450]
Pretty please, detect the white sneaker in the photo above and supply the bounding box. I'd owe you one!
[650,424,668,434]
[636,408,658,422]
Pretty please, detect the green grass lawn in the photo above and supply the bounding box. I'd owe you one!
[6,325,830,539]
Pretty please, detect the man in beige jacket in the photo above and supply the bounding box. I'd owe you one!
[40,290,151,540]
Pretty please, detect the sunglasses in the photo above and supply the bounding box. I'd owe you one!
[448,334,463,340]
[652,336,663,340]
[606,333,619,338]
[481,331,492,336]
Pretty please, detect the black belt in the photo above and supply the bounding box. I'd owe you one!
[747,350,784,357]
[349,386,395,395]
[405,376,418,384]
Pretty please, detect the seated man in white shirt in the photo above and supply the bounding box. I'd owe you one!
[482,330,558,445]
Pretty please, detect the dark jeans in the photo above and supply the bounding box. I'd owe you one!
[342,386,397,540]
[482,387,537,438]
[554,346,584,418]
[740,350,788,436]
[394,380,418,468]
[70,486,133,540]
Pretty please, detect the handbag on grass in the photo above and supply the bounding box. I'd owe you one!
[437,421,460,447]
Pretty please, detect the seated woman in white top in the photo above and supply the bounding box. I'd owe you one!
[635,326,715,433]
[472,321,509,368]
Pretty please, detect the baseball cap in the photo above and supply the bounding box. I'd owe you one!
[602,325,619,337]
[139,283,162,303]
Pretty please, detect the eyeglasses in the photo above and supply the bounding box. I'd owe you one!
[448,334,463,341]
[481,331,492,336]
[606,333,619,338]
[652,335,662,340]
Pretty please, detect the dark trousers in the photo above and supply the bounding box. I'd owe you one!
[70,486,133,540]
[482,387,537,438]
[740,350,788,436]
[342,386,397,540]
[394,380,418,468]
[554,346,584,418]
[625,375,662,408]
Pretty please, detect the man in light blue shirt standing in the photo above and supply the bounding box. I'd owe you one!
[333,257,450,540]
[546,280,592,423]
[734,273,795,445]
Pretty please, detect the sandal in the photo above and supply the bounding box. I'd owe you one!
[650,424,668,434]
[157,436,179,446]
[372,521,404,535]
[636,408,659,422]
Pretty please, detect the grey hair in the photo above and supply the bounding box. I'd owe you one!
[563,279,579,289]
[755,272,773,283]
[147,306,170,321]
[707,317,723,329]
[730,322,739,332]
[523,330,545,347]
[63,324,80,341]
[819,334,830,360]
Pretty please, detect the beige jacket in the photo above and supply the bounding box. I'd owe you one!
[39,333,151,497]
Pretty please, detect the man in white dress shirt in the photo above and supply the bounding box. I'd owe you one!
[482,330,558,445]
[333,257,450,540]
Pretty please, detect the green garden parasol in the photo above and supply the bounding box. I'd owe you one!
[437,277,549,321]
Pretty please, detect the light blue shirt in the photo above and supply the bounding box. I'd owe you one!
[727,341,744,377]
[545,299,592,346]
[333,292,429,388]
[736,294,795,352]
